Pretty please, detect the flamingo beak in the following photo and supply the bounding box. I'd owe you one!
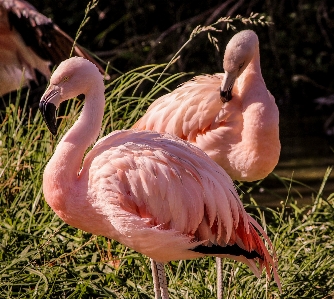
[220,71,236,103]
[39,85,60,135]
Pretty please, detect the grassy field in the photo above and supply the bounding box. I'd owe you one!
[1,62,334,299]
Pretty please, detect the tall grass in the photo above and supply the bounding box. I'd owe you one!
[1,61,334,298]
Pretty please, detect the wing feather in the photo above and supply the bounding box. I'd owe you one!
[82,130,279,288]
[85,130,246,245]
[133,75,225,141]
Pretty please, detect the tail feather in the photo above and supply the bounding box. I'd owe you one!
[248,216,282,291]
[194,213,281,291]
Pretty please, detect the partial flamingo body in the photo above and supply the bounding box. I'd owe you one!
[0,0,106,96]
[133,30,280,181]
[39,57,280,297]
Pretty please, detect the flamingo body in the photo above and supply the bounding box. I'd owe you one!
[39,57,280,290]
[133,30,280,181]
[46,129,268,265]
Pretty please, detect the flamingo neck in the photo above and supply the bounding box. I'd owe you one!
[228,47,280,180]
[43,81,105,210]
[238,46,263,88]
[236,46,270,115]
[62,88,105,165]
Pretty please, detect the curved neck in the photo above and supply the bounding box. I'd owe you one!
[46,81,105,184]
[239,46,278,131]
[247,45,262,75]
[238,45,263,92]
[226,46,280,180]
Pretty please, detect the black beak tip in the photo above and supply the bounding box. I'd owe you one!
[48,123,58,136]
[39,101,58,135]
[220,89,232,103]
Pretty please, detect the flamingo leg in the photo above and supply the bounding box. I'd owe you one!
[216,257,223,299]
[151,259,161,299]
[150,259,169,299]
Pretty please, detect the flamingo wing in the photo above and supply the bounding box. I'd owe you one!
[84,130,241,239]
[133,74,227,142]
[80,130,279,286]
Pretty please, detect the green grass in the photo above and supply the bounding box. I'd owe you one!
[1,62,334,299]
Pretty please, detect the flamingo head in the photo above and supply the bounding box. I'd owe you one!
[220,30,259,102]
[39,56,104,135]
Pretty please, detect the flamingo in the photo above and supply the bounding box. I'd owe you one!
[133,30,281,182]
[133,29,281,298]
[0,0,106,96]
[39,57,281,298]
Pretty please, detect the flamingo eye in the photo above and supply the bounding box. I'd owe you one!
[63,76,69,82]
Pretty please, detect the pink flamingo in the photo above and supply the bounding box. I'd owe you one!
[134,29,281,298]
[133,30,280,182]
[39,57,280,298]
[0,0,106,96]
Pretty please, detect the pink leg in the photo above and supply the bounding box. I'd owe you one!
[150,259,169,299]
[216,257,223,299]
